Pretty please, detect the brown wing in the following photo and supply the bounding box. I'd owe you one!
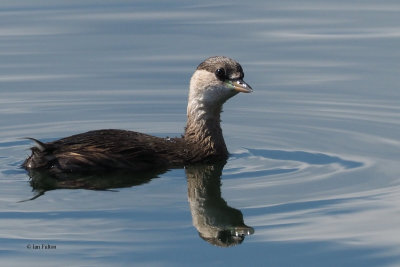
[24,129,186,173]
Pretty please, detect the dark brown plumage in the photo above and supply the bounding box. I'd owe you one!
[23,56,252,175]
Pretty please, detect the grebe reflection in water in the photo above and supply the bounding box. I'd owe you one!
[25,161,254,247]
[187,162,254,247]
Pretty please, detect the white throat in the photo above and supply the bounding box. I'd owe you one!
[187,70,235,124]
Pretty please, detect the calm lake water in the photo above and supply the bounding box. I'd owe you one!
[1,1,400,266]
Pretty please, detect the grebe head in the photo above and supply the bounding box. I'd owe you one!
[188,56,252,117]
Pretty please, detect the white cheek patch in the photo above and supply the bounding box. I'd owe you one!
[187,69,239,121]
[203,86,223,102]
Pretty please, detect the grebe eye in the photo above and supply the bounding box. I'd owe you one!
[215,68,226,80]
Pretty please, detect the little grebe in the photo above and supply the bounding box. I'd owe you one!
[23,56,252,174]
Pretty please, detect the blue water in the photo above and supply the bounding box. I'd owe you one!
[1,1,400,266]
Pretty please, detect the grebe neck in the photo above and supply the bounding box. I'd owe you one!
[184,98,228,159]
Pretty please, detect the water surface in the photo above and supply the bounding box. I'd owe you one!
[1,1,400,266]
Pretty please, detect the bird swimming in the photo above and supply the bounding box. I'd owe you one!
[23,56,252,175]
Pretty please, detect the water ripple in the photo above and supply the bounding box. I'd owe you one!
[245,148,363,169]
